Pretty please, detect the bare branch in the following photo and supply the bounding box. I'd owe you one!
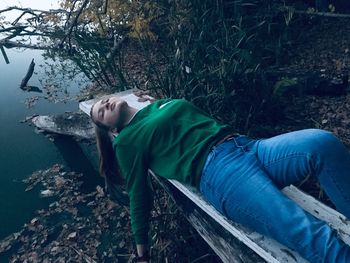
[64,0,79,31]
[103,0,108,15]
[295,10,350,18]
[60,0,89,47]
[0,39,50,50]
[0,6,70,15]
[12,12,27,26]
[0,25,27,33]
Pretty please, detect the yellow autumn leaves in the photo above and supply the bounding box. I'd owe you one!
[55,0,158,40]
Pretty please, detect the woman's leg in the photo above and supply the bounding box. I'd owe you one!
[200,134,350,262]
[254,129,350,218]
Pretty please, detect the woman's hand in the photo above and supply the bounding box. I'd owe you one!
[132,255,149,263]
[132,244,149,263]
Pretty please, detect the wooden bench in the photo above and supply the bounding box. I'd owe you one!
[79,89,350,263]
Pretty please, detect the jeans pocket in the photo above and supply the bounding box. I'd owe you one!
[202,149,216,177]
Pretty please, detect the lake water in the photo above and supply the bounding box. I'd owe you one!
[0,47,100,240]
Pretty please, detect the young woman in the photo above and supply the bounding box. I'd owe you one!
[90,95,350,263]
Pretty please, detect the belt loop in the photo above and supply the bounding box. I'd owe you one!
[232,136,246,152]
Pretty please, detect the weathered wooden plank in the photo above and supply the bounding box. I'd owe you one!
[79,89,151,114]
[166,177,306,263]
[152,175,265,263]
[282,185,350,244]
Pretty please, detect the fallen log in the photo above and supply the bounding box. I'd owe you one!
[20,59,35,90]
[21,86,42,93]
[31,111,95,141]
[0,45,9,64]
[266,68,348,97]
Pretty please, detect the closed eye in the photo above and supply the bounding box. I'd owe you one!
[101,98,109,104]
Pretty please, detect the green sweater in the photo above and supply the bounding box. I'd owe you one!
[112,99,231,244]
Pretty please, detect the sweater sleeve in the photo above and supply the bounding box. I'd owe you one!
[115,144,153,244]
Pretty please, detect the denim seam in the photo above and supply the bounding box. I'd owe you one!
[222,201,275,231]
[263,152,325,262]
[202,150,217,177]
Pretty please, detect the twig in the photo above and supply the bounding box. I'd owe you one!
[295,10,350,18]
[102,0,108,14]
[158,241,172,254]
[191,253,215,263]
[0,25,27,33]
[64,0,79,31]
[0,40,49,50]
[11,11,27,26]
[116,253,132,257]
[72,246,97,263]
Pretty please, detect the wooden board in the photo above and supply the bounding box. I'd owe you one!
[79,89,350,263]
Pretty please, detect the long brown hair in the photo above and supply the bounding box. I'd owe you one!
[90,105,124,186]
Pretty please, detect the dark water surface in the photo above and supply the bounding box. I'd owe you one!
[0,47,97,239]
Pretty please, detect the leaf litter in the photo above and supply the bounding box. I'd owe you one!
[0,164,224,263]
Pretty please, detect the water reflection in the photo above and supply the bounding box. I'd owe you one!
[0,47,96,240]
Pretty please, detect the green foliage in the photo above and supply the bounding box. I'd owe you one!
[273,77,299,97]
[50,0,301,134]
[133,0,298,134]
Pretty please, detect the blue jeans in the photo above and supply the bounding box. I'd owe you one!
[200,129,350,263]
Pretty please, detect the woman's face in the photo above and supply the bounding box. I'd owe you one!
[91,96,127,130]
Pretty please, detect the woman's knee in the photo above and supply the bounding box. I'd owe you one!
[303,129,342,154]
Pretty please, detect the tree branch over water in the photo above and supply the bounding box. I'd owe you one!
[60,0,89,49]
[0,6,70,16]
[0,0,136,90]
[0,6,65,46]
[0,40,49,50]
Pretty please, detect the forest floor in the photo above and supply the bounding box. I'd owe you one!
[2,15,350,263]
[268,17,350,205]
[274,17,350,144]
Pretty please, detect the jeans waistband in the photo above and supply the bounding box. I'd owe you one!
[213,134,255,152]
[214,133,240,147]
